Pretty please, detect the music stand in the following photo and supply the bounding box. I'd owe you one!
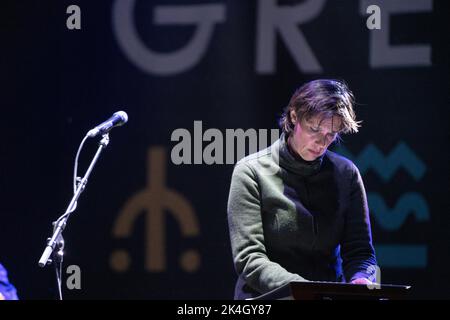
[248,281,411,300]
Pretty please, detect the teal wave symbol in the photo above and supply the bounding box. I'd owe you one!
[334,143,426,182]
[368,192,430,231]
[374,244,427,268]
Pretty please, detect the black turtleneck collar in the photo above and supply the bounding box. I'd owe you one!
[277,132,324,176]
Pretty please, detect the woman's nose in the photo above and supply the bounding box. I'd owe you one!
[316,135,327,147]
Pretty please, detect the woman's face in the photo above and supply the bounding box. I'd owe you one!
[289,112,342,161]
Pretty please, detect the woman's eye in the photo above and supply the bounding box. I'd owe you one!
[310,127,319,133]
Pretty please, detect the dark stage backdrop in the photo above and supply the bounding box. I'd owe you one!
[0,0,448,299]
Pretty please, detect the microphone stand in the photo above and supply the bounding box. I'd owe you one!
[38,133,110,300]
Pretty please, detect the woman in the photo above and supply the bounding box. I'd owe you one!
[227,79,377,299]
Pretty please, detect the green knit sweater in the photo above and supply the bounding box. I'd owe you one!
[227,134,377,299]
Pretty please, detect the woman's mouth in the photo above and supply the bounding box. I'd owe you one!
[309,149,321,156]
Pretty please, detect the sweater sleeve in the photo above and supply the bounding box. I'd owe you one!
[0,264,19,300]
[341,164,378,282]
[227,161,307,294]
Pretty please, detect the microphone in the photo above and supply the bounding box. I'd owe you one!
[87,111,128,138]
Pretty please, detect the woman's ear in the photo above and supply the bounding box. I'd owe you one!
[290,110,297,124]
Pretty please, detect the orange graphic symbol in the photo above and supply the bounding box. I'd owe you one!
[110,147,200,272]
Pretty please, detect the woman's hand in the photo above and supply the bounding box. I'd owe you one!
[351,278,373,285]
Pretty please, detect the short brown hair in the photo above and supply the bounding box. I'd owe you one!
[279,79,361,136]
